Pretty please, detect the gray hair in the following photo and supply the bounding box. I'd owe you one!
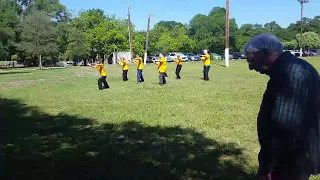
[244,34,284,55]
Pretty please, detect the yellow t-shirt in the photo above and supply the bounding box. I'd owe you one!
[120,60,129,70]
[202,54,211,66]
[135,57,144,70]
[96,63,107,76]
[158,57,167,73]
[176,57,182,65]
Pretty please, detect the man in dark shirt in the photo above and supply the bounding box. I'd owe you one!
[244,34,320,180]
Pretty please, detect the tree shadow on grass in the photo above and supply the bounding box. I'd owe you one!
[0,98,255,180]
[213,62,227,67]
[0,71,30,75]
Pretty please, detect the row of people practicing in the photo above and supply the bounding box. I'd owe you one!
[94,50,211,90]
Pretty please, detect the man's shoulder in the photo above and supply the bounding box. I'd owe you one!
[272,57,318,87]
[288,57,319,77]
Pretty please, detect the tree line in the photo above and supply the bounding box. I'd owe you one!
[0,0,320,67]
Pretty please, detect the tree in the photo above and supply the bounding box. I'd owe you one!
[0,0,20,60]
[17,10,58,69]
[308,16,320,34]
[189,14,213,52]
[157,21,184,30]
[264,21,281,33]
[72,9,129,59]
[133,31,146,56]
[153,25,195,54]
[188,7,238,53]
[234,35,250,52]
[283,40,299,50]
[56,22,71,61]
[19,0,69,22]
[66,27,90,62]
[296,31,320,49]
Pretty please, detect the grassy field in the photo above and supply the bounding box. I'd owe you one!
[1,58,319,180]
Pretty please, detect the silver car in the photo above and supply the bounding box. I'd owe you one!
[167,52,188,62]
[185,53,200,61]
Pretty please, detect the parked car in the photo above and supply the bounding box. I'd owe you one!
[56,61,73,67]
[232,52,246,59]
[146,56,154,63]
[284,50,301,57]
[167,52,188,62]
[221,53,234,59]
[303,50,318,56]
[310,49,320,56]
[152,54,161,62]
[152,54,171,62]
[210,53,222,60]
[185,53,200,61]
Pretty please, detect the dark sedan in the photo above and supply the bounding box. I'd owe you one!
[232,52,246,59]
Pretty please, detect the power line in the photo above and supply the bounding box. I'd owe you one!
[153,0,186,18]
[154,0,181,16]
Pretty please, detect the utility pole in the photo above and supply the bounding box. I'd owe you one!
[128,6,134,59]
[144,14,151,65]
[224,0,230,67]
[298,0,309,57]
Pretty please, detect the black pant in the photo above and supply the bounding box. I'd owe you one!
[176,65,182,79]
[159,72,167,85]
[203,66,210,80]
[271,166,311,180]
[98,76,110,90]
[122,70,128,81]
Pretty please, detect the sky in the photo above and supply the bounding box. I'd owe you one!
[60,0,320,31]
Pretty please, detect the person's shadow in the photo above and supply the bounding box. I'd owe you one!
[0,98,255,180]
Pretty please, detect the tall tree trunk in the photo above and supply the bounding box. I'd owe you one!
[39,54,42,69]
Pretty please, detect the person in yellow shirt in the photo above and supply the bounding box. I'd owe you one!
[153,53,167,85]
[175,54,182,79]
[134,55,144,83]
[119,57,129,81]
[201,49,211,81]
[95,58,110,90]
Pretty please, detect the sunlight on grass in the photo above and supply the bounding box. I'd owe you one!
[1,57,319,179]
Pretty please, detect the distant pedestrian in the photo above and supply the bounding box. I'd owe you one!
[134,55,144,83]
[244,34,320,180]
[119,57,129,81]
[175,55,182,79]
[154,54,167,85]
[95,59,110,90]
[201,49,211,81]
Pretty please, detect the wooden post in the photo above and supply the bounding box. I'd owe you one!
[128,6,133,59]
[144,14,151,65]
[225,0,230,67]
[39,54,42,69]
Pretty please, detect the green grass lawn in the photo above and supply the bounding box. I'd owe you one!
[1,58,320,179]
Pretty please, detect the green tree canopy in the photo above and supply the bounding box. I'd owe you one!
[0,0,20,60]
[296,31,320,49]
[17,10,58,68]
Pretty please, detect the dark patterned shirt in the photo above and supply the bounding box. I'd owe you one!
[257,51,320,175]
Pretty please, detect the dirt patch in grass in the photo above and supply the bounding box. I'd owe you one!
[0,80,35,87]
